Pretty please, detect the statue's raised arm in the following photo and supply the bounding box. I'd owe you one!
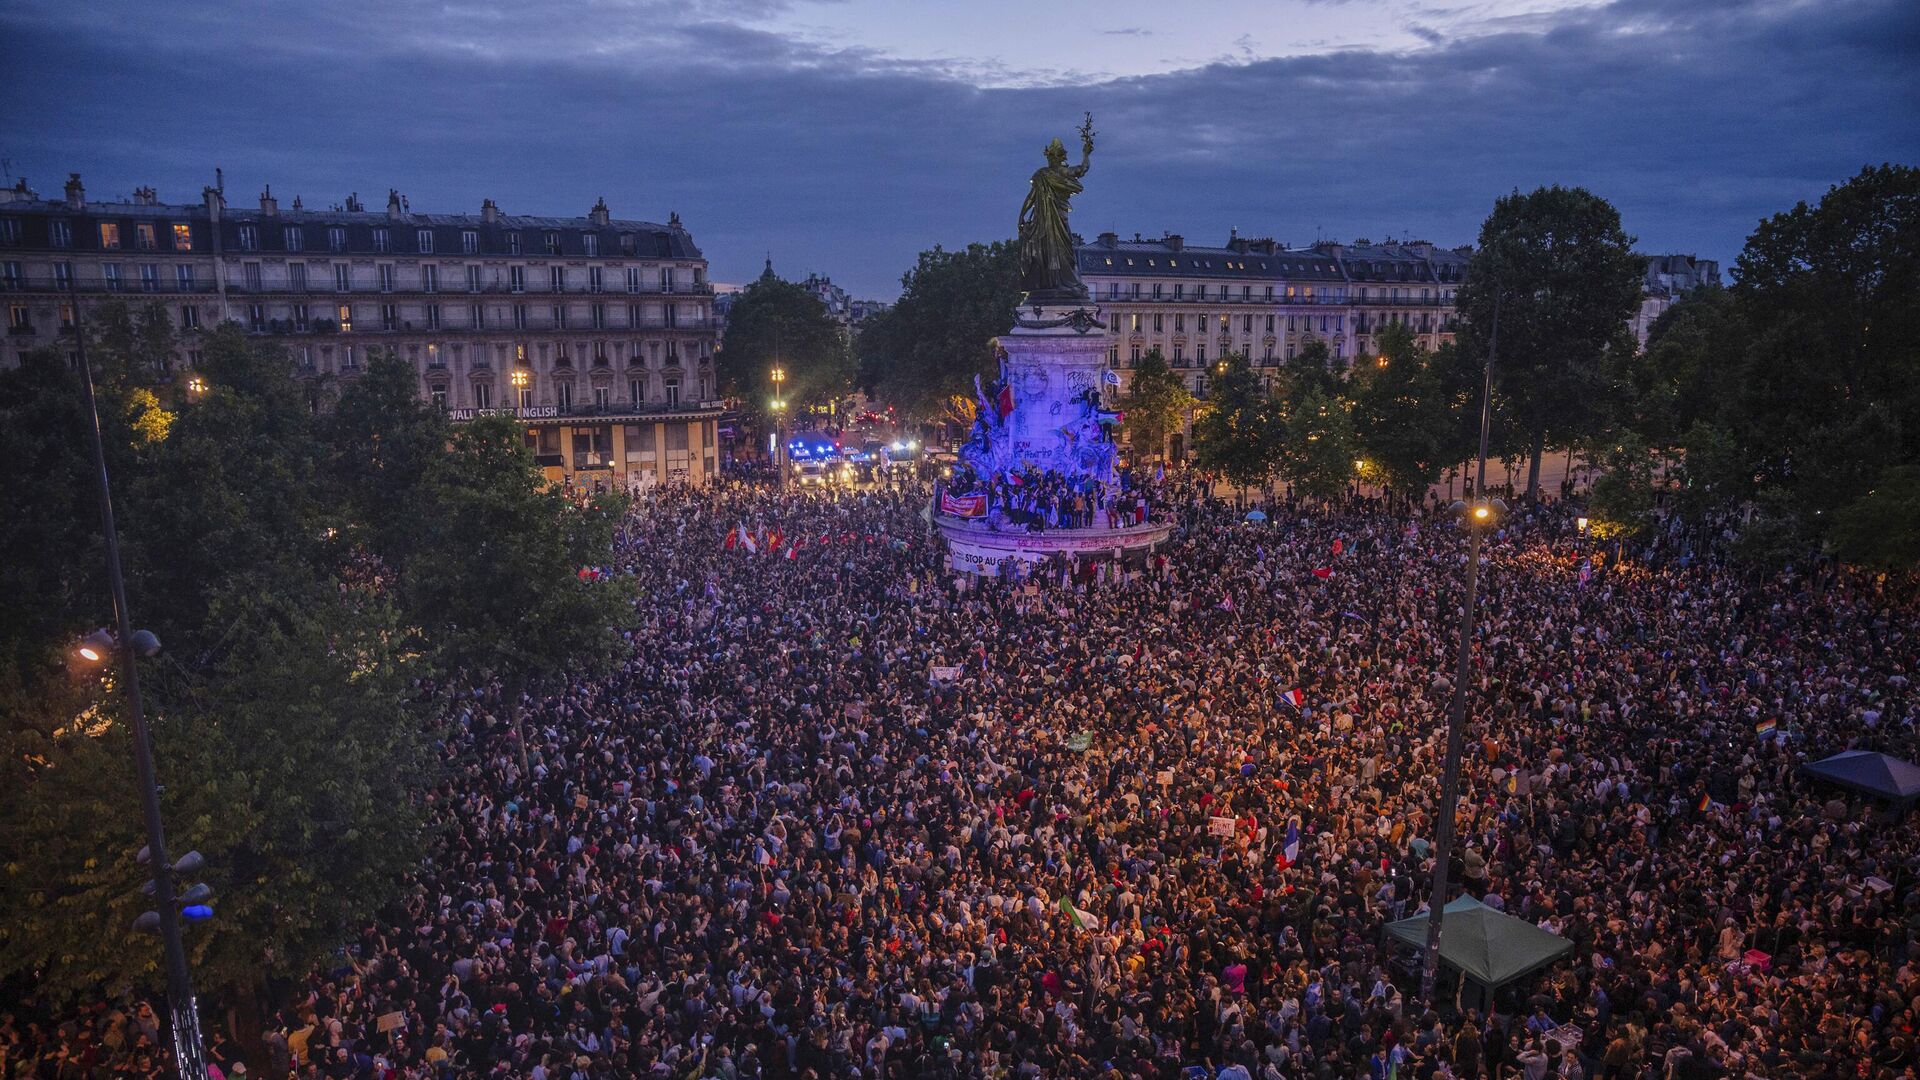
[1016,114,1096,304]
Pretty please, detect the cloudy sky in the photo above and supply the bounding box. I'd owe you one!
[3,0,1913,298]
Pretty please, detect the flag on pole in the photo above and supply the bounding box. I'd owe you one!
[1697,792,1713,813]
[1755,718,1778,738]
[1279,820,1301,868]
[741,526,758,555]
[996,381,1015,420]
[1311,567,1332,580]
[1279,688,1306,709]
[785,545,798,560]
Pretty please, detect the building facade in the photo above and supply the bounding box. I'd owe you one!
[1,173,723,489]
[1631,253,1721,351]
[1080,231,1468,401]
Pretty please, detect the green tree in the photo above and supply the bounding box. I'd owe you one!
[1457,186,1644,501]
[716,274,854,409]
[1281,385,1363,503]
[404,416,637,769]
[1830,465,1920,575]
[0,327,432,1020]
[1350,323,1457,501]
[1119,349,1192,464]
[856,241,1021,422]
[322,351,450,568]
[1192,353,1279,493]
[1586,433,1660,542]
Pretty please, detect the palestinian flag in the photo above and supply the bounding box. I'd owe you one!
[1057,895,1096,932]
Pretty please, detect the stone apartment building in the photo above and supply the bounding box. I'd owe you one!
[0,173,722,488]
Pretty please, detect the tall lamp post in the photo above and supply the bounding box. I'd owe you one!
[1419,293,1502,1010]
[66,277,210,1080]
[770,365,788,489]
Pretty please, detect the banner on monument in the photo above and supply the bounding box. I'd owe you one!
[941,493,988,518]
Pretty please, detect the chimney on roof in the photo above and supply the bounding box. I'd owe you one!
[292,195,303,211]
[1096,231,1117,247]
[1165,233,1183,251]
[482,198,499,225]
[203,183,226,219]
[0,178,35,205]
[132,185,157,206]
[260,185,279,216]
[64,172,85,209]
[589,197,610,226]
[668,211,681,229]
[345,193,363,213]
[386,189,403,220]
[1132,232,1141,242]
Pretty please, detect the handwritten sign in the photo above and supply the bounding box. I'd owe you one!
[377,1011,406,1033]
[1208,816,1237,839]
[573,793,590,810]
[929,665,961,684]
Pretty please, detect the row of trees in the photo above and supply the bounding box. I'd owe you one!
[1594,164,1920,571]
[0,308,636,1022]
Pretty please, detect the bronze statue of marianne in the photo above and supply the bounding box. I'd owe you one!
[1017,113,1095,303]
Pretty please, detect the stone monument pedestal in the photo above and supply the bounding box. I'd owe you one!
[935,300,1172,574]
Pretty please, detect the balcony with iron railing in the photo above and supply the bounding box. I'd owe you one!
[222,280,714,298]
[443,399,726,423]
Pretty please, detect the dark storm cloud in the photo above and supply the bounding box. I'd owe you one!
[2,0,1912,297]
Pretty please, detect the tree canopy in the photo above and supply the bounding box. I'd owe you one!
[1456,185,1644,500]
[856,241,1022,424]
[1119,349,1192,464]
[0,319,634,1011]
[715,275,854,410]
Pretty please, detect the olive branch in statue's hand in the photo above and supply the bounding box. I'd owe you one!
[1078,113,1096,154]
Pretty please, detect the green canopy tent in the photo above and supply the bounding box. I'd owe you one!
[1385,896,1573,994]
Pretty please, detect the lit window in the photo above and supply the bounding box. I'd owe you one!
[337,304,353,332]
[99,223,123,249]
[172,223,193,250]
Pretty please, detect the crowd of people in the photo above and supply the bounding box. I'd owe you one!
[7,477,1918,1080]
[943,466,1157,531]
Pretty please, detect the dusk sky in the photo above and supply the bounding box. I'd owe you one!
[4,0,1914,298]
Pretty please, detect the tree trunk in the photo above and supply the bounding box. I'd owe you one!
[227,979,271,1076]
[1526,428,1546,503]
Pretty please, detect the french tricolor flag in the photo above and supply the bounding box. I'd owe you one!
[1280,821,1301,868]
[1280,688,1305,710]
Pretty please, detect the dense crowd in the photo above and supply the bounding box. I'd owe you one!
[8,479,1918,1080]
[943,467,1157,530]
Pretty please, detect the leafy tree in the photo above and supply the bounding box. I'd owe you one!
[1456,186,1644,501]
[1830,465,1920,575]
[1119,349,1191,463]
[1281,385,1363,503]
[1586,433,1660,541]
[1193,353,1279,493]
[1618,283,1745,448]
[716,274,854,409]
[0,326,431,1020]
[323,351,450,568]
[404,416,637,769]
[1350,323,1458,501]
[856,241,1021,422]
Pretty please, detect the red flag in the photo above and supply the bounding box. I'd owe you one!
[1312,567,1332,579]
[1331,538,1343,556]
[785,545,798,560]
[996,382,1015,419]
[723,525,739,550]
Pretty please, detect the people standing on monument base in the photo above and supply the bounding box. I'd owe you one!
[8,477,1917,1080]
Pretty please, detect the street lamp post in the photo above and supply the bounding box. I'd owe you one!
[66,278,210,1080]
[1419,294,1500,1011]
[510,367,529,414]
[770,365,788,489]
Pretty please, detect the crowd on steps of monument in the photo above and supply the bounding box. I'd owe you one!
[5,478,1918,1080]
[942,466,1164,530]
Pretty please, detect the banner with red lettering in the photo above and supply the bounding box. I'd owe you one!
[941,493,988,518]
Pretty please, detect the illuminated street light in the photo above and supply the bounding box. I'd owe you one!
[1576,516,1591,534]
[186,376,207,395]
[510,368,530,389]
